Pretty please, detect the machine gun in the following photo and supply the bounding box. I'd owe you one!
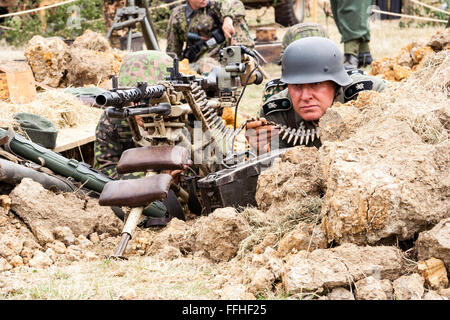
[95,45,278,258]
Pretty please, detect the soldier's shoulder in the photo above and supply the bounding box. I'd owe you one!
[209,0,226,11]
[261,89,292,116]
[341,69,387,101]
[170,4,185,18]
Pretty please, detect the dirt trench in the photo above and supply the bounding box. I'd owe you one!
[0,30,449,301]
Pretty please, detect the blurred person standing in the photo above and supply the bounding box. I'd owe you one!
[330,0,374,69]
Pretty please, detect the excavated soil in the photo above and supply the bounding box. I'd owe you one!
[0,26,449,300]
[24,30,126,89]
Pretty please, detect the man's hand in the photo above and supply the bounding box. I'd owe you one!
[245,118,279,155]
[222,16,235,39]
[135,115,144,128]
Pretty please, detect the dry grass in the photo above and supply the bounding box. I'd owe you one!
[237,196,322,257]
[346,49,450,145]
[399,50,449,144]
[1,255,220,300]
[0,89,103,130]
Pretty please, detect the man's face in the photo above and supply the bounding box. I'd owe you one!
[189,0,208,10]
[287,81,336,122]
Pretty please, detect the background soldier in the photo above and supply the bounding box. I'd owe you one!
[166,0,254,72]
[330,0,374,69]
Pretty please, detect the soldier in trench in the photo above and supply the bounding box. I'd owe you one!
[245,36,387,154]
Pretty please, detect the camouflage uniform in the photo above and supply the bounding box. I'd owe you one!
[166,0,254,62]
[259,70,387,149]
[260,23,329,105]
[94,113,142,179]
[117,50,174,87]
[94,50,174,179]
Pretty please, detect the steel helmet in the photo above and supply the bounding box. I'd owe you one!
[281,37,352,87]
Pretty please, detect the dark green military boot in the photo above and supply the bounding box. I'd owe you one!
[358,52,373,67]
[358,40,373,67]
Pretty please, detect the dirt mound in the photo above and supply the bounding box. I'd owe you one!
[1,30,449,300]
[371,29,450,81]
[72,29,111,52]
[128,208,250,262]
[23,36,70,88]
[256,146,324,215]
[24,30,126,88]
[0,179,122,271]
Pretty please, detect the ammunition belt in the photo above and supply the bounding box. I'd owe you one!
[178,82,242,150]
[275,122,319,146]
[246,117,320,147]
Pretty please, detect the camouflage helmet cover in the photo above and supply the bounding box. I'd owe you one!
[281,37,352,87]
[118,50,173,87]
[282,22,329,52]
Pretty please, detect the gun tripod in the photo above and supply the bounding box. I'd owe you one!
[106,0,160,51]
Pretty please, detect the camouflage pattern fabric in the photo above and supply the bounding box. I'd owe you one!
[166,0,254,62]
[94,111,144,180]
[118,50,174,87]
[281,22,329,58]
[260,79,287,106]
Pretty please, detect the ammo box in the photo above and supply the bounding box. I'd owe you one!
[197,149,287,214]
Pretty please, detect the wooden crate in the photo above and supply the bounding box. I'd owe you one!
[0,62,37,104]
[255,27,278,43]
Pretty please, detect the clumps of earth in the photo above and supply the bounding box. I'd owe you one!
[371,28,450,81]
[0,32,449,300]
[24,30,126,88]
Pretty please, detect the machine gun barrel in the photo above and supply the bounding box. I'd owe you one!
[106,102,172,118]
[95,84,166,107]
